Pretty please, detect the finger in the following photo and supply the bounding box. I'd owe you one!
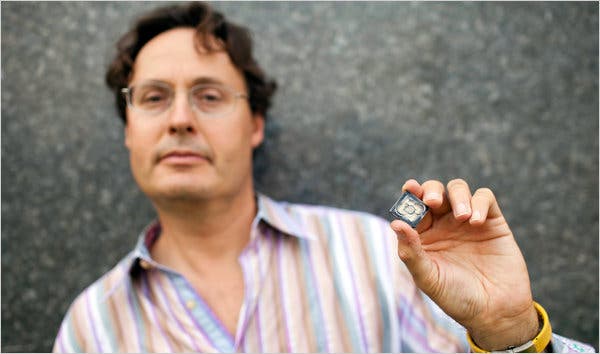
[469,188,503,224]
[421,180,451,215]
[401,179,423,199]
[469,189,490,225]
[390,220,437,292]
[446,179,473,222]
[421,180,444,207]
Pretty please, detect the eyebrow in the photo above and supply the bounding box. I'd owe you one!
[190,77,225,86]
[133,77,227,88]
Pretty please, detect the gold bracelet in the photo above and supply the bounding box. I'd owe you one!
[466,302,552,353]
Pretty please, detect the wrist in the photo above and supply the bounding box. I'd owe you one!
[467,302,552,353]
[467,303,539,351]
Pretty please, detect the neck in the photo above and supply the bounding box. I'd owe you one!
[149,187,258,274]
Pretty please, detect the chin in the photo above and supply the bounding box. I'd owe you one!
[162,184,214,200]
[141,178,215,202]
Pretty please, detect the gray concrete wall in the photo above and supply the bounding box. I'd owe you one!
[2,2,597,351]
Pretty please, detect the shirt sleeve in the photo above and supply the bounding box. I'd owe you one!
[397,288,470,352]
[548,334,596,353]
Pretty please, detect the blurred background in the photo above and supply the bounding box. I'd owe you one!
[2,2,598,351]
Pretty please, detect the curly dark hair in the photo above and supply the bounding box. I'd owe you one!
[105,1,277,124]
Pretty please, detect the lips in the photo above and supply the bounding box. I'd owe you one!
[159,150,210,164]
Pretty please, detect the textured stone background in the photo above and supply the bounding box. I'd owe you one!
[2,2,598,352]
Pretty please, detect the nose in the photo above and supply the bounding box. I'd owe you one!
[167,92,197,135]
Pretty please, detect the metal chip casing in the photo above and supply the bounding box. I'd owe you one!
[389,191,429,228]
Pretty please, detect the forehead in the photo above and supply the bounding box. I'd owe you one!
[130,28,245,90]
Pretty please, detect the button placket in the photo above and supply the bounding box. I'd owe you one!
[169,273,235,352]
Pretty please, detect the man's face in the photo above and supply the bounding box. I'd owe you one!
[124,28,264,203]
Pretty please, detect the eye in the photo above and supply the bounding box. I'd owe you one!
[141,91,167,103]
[194,88,224,103]
[132,84,171,109]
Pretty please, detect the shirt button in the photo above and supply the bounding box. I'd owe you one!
[139,259,152,269]
[186,300,196,310]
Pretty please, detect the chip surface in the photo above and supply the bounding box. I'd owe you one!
[389,191,429,228]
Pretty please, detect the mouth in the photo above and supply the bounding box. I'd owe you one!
[158,150,211,165]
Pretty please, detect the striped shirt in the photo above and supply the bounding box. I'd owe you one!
[54,194,594,353]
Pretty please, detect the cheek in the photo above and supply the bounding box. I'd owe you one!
[218,128,254,160]
[128,143,148,179]
[126,129,156,171]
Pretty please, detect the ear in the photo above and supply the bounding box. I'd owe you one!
[250,114,265,148]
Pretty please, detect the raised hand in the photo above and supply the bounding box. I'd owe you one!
[390,178,539,351]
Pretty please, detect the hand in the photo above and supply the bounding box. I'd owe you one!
[390,179,539,351]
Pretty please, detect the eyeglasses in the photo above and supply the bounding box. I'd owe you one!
[121,81,248,117]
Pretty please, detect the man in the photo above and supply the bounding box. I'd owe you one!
[53,2,593,352]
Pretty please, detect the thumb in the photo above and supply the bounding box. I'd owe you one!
[390,220,438,292]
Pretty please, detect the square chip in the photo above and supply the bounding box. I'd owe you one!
[389,191,429,228]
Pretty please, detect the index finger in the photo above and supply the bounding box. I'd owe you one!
[401,179,423,199]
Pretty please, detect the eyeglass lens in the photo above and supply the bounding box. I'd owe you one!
[129,83,239,116]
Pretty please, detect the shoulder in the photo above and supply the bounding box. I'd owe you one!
[283,200,396,241]
[266,194,389,226]
[53,253,135,353]
[75,253,135,305]
[270,199,400,271]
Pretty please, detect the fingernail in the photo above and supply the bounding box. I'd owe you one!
[423,192,441,203]
[455,203,469,216]
[471,210,481,221]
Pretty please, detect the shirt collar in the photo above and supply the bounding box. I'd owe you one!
[124,193,316,276]
[127,221,162,277]
[255,192,317,241]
